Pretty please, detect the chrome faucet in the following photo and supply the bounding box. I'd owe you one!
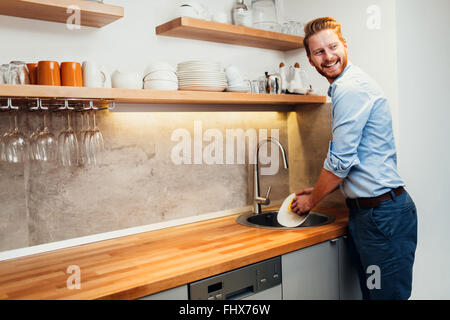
[253,137,289,214]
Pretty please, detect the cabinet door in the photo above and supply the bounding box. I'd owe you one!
[338,236,362,300]
[137,285,188,300]
[282,240,339,300]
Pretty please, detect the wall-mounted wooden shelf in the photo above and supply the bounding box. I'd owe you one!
[0,0,124,28]
[156,17,304,51]
[0,84,326,107]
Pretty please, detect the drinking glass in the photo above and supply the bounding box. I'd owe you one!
[0,112,14,161]
[89,110,104,166]
[79,112,92,166]
[5,111,29,163]
[29,121,42,161]
[36,112,57,162]
[58,111,79,167]
[0,64,9,84]
[251,0,281,32]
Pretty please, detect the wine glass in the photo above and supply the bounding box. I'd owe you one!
[0,112,14,162]
[89,110,104,166]
[36,111,57,162]
[5,111,29,163]
[58,111,79,167]
[29,112,42,161]
[79,112,91,166]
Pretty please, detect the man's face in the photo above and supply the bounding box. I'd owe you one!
[307,29,349,84]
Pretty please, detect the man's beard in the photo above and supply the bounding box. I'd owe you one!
[315,54,348,82]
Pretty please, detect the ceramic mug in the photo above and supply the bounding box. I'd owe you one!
[82,61,107,88]
[37,61,61,86]
[26,63,38,84]
[61,62,83,87]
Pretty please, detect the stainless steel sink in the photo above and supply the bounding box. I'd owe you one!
[236,210,335,230]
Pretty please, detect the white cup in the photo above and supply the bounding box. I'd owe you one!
[82,61,108,88]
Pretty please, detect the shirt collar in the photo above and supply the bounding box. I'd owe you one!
[327,62,352,97]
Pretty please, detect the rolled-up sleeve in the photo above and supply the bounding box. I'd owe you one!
[324,84,373,178]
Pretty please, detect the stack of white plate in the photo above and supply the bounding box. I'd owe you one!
[177,61,227,92]
[143,61,178,91]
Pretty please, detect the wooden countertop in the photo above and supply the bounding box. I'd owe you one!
[0,206,348,300]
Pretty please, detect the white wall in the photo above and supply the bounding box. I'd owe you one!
[0,0,284,83]
[282,0,400,140]
[396,0,450,299]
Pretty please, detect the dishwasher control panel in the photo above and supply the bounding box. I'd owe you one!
[189,256,281,300]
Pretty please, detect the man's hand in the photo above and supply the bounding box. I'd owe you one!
[290,187,314,216]
[290,168,343,216]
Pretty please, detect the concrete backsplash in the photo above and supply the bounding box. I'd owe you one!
[0,110,291,251]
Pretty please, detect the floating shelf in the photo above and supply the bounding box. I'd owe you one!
[156,17,304,51]
[0,84,326,107]
[0,0,124,28]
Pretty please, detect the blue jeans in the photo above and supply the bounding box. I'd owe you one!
[347,190,417,300]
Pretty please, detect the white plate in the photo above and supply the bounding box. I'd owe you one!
[179,79,227,83]
[178,61,221,67]
[276,193,310,227]
[179,82,227,87]
[179,78,226,82]
[178,76,226,81]
[177,72,225,78]
[179,85,226,92]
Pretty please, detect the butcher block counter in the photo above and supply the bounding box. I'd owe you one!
[0,206,348,300]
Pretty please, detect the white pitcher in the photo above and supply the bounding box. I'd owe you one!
[82,61,110,88]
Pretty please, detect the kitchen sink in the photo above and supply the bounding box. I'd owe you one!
[236,210,335,230]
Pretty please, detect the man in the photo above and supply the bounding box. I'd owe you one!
[289,17,417,300]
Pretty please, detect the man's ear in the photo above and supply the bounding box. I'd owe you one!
[342,38,348,50]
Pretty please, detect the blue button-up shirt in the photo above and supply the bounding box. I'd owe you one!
[324,62,404,198]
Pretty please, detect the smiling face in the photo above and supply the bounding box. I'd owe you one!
[307,29,349,84]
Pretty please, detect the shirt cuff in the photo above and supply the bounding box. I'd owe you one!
[323,141,360,178]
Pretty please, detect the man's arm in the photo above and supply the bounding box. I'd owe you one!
[290,168,343,215]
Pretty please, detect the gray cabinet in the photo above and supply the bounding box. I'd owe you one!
[338,236,363,300]
[281,237,362,300]
[138,285,188,300]
[282,240,340,300]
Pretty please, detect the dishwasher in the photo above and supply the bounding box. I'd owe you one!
[189,256,282,300]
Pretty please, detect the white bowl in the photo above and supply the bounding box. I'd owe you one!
[144,62,176,75]
[144,79,178,91]
[143,70,178,82]
[111,70,142,89]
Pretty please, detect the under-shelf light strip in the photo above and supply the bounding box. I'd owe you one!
[0,97,115,112]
